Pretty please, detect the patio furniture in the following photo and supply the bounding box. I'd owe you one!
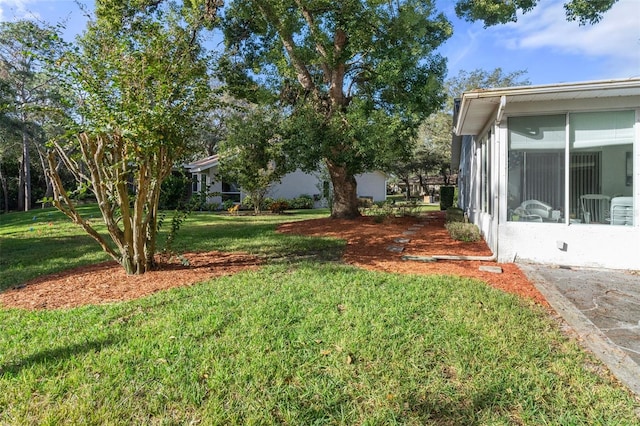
[580,194,610,224]
[610,196,633,226]
[518,199,553,221]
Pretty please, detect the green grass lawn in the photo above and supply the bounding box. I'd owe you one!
[1,206,639,424]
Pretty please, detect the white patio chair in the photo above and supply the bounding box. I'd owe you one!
[580,194,610,224]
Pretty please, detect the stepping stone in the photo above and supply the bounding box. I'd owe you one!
[386,245,405,253]
[402,255,436,262]
[408,227,422,231]
[402,231,416,235]
[479,265,503,274]
[411,223,425,227]
[394,238,411,244]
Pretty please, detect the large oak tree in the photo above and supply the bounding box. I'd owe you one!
[455,0,619,26]
[221,0,452,218]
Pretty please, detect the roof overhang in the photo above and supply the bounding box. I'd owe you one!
[184,154,219,173]
[454,78,640,136]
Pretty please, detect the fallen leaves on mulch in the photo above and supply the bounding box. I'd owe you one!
[1,211,547,311]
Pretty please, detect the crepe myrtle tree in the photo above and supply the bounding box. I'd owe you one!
[46,0,220,275]
[221,0,452,219]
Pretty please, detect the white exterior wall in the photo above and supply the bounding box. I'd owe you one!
[267,170,323,200]
[462,97,640,270]
[355,171,387,201]
[193,167,386,205]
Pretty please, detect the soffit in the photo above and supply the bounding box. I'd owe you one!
[454,78,640,136]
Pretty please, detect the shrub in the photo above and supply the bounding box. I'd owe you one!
[446,207,464,223]
[358,197,374,208]
[270,199,290,214]
[159,173,191,210]
[222,199,236,211]
[362,202,394,223]
[439,186,455,210]
[289,194,314,209]
[445,222,481,242]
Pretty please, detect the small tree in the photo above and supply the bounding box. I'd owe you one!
[46,0,219,275]
[218,107,291,214]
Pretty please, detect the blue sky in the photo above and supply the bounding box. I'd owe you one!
[1,0,639,86]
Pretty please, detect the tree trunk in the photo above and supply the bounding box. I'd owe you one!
[327,160,360,219]
[21,118,31,211]
[404,177,411,200]
[17,155,25,211]
[36,145,55,207]
[0,165,8,213]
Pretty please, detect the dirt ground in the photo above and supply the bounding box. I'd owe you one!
[0,211,547,310]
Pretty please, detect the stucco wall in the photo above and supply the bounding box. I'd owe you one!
[194,167,387,205]
[498,222,640,269]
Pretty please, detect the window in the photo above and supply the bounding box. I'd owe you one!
[192,174,198,193]
[508,115,566,222]
[507,110,635,225]
[221,181,241,203]
[569,110,634,225]
[192,174,206,193]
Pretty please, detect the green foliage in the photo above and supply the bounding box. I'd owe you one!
[455,0,618,26]
[445,206,465,223]
[288,194,314,210]
[221,199,236,211]
[0,20,70,211]
[269,199,289,214]
[159,172,191,210]
[218,107,291,214]
[46,0,218,274]
[439,186,455,210]
[221,0,452,218]
[445,221,482,242]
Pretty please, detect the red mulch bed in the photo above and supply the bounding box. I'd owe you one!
[277,211,547,306]
[0,211,546,310]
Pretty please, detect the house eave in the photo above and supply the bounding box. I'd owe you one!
[454,77,640,136]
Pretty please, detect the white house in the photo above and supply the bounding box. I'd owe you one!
[452,78,640,270]
[185,154,387,207]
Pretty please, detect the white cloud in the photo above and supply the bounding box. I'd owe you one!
[0,0,41,22]
[497,0,640,61]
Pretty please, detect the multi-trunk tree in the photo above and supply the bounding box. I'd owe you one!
[46,0,220,274]
[221,0,452,218]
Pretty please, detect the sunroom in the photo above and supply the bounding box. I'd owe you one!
[452,78,640,270]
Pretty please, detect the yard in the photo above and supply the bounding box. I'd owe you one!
[1,206,638,424]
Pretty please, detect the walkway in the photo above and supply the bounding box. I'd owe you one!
[521,264,640,397]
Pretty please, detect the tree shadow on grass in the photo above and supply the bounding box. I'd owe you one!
[0,336,118,376]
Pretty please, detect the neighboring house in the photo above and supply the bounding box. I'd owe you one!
[184,155,387,207]
[452,78,640,270]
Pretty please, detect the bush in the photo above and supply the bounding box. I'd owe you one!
[222,199,236,211]
[289,194,314,209]
[439,186,455,210]
[358,197,374,208]
[445,207,464,223]
[445,222,481,242]
[362,202,394,223]
[159,173,191,210]
[270,199,290,214]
